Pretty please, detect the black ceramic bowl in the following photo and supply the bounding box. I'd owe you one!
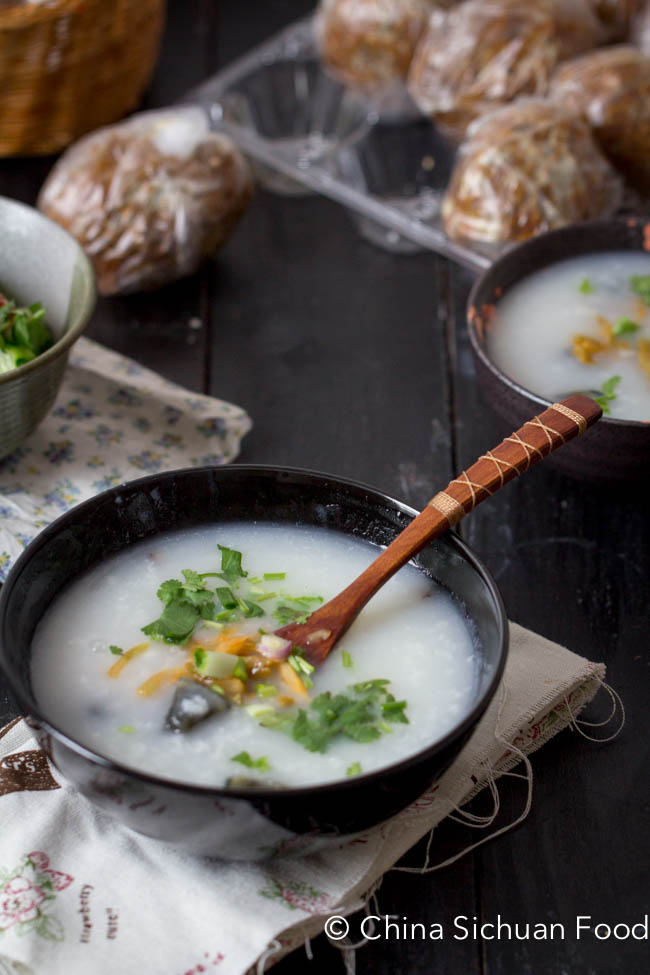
[0,466,507,860]
[468,218,650,482]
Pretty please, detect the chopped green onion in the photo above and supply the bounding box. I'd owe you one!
[347,762,362,777]
[200,620,224,631]
[237,597,264,618]
[288,649,315,676]
[216,587,238,610]
[342,650,353,669]
[193,648,206,670]
[233,658,248,682]
[256,683,277,698]
[263,572,286,581]
[245,703,275,719]
[119,725,135,734]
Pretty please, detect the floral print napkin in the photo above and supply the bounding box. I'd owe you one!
[0,624,608,975]
[0,337,252,581]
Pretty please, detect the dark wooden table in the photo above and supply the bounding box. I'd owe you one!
[1,2,648,973]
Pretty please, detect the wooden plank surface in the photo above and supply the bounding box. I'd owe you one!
[449,265,650,975]
[0,2,647,974]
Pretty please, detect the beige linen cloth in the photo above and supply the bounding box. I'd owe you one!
[0,624,609,975]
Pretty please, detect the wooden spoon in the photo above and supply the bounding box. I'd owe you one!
[275,395,601,666]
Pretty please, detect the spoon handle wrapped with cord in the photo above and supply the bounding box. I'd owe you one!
[276,395,602,666]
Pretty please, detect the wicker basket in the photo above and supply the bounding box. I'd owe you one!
[0,0,166,156]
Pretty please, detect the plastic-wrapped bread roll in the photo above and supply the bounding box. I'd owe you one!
[587,0,645,42]
[38,108,254,296]
[408,0,601,141]
[441,100,623,245]
[632,1,650,54]
[550,46,650,195]
[315,0,432,86]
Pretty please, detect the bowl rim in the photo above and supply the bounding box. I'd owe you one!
[0,464,508,801]
[0,195,96,387]
[467,218,650,430]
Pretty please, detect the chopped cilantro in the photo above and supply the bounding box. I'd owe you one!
[142,599,202,644]
[347,762,362,777]
[272,604,304,625]
[118,725,135,734]
[259,680,408,753]
[109,645,124,656]
[630,274,650,306]
[264,572,286,581]
[613,317,640,337]
[594,375,621,415]
[256,683,277,698]
[272,594,324,626]
[342,650,353,669]
[144,570,216,643]
[0,297,54,374]
[231,751,270,770]
[579,277,594,295]
[217,545,247,586]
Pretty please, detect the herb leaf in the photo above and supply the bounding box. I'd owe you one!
[218,545,247,586]
[347,762,362,777]
[579,277,594,294]
[613,317,640,337]
[0,296,54,375]
[594,375,621,415]
[109,645,124,656]
[231,751,270,770]
[260,680,408,753]
[142,599,200,644]
[630,274,650,306]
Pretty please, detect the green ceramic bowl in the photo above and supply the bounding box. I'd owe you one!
[0,196,96,459]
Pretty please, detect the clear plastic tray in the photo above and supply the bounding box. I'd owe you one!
[185,16,496,273]
[186,16,649,273]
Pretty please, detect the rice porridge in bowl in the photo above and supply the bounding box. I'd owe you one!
[31,522,478,789]
[487,252,650,423]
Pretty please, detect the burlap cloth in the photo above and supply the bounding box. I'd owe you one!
[0,623,610,975]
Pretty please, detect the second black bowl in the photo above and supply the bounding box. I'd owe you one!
[468,218,650,483]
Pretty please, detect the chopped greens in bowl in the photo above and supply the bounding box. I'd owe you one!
[0,293,54,375]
